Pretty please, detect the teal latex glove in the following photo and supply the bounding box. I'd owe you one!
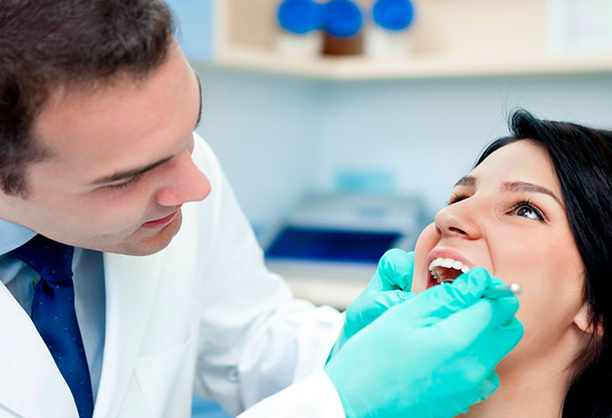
[325,268,524,418]
[328,249,415,361]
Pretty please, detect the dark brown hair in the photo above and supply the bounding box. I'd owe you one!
[0,0,175,195]
[477,110,612,418]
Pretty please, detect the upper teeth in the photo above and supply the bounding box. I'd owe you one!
[428,258,471,284]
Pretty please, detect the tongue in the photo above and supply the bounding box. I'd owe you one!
[443,268,463,282]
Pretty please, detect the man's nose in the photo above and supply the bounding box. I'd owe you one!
[434,198,482,240]
[154,150,211,207]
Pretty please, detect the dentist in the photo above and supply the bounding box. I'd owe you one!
[0,1,522,417]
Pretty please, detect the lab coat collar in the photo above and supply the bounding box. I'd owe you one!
[0,248,166,418]
[94,203,200,418]
[0,205,198,417]
[0,282,79,417]
[93,249,165,418]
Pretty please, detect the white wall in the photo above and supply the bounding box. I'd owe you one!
[194,68,325,233]
[195,69,612,235]
[316,74,612,215]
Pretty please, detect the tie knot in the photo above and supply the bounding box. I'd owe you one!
[11,234,74,282]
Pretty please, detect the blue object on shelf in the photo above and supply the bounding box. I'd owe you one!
[372,0,414,31]
[278,0,324,34]
[324,0,363,38]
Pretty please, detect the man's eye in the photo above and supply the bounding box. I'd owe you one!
[106,173,143,190]
[509,202,545,221]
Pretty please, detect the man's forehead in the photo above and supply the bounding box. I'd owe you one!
[29,47,201,186]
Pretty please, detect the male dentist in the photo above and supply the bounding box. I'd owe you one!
[0,1,522,417]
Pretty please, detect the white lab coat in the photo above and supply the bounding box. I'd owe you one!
[0,135,346,418]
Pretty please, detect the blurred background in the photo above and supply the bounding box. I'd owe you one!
[162,1,612,415]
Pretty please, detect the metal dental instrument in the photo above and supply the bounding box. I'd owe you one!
[482,283,522,299]
[440,279,522,299]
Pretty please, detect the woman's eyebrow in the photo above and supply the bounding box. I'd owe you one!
[454,175,476,187]
[502,181,564,208]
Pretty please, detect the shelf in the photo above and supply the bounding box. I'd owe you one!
[197,48,612,80]
[204,0,612,81]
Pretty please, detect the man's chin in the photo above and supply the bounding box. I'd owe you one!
[110,210,183,256]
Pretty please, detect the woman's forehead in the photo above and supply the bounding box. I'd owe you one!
[466,140,559,191]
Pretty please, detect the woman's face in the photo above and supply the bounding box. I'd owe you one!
[413,140,587,369]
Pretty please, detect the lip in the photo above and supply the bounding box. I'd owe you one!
[141,208,181,229]
[426,248,475,289]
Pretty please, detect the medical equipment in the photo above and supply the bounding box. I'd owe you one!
[440,279,521,299]
[440,280,522,299]
[264,192,424,276]
[263,192,425,308]
[325,267,523,418]
[483,283,522,299]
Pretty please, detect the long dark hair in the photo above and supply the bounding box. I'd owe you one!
[476,110,612,418]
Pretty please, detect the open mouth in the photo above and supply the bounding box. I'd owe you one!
[428,257,472,286]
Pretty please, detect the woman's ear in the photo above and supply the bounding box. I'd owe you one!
[573,302,603,336]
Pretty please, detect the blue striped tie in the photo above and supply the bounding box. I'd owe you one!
[12,235,94,418]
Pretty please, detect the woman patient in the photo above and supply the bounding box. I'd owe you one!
[410,110,612,418]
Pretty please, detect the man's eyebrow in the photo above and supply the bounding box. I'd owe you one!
[90,156,173,186]
[194,72,203,129]
[503,181,564,208]
[454,175,476,188]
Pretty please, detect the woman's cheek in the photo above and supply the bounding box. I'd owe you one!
[412,223,438,293]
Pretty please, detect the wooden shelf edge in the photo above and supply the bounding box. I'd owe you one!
[192,48,612,80]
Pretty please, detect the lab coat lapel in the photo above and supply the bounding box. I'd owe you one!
[93,250,165,418]
[0,283,79,418]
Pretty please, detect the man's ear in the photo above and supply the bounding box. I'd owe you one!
[573,302,603,337]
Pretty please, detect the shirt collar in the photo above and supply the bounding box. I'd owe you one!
[0,219,37,255]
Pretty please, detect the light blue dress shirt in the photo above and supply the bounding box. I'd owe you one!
[0,219,106,400]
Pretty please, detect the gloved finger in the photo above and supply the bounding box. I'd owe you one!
[435,299,523,373]
[328,289,417,361]
[478,371,500,401]
[388,267,494,327]
[366,249,415,293]
[345,289,417,333]
[444,372,499,416]
[488,294,521,327]
[473,316,524,362]
[434,299,496,357]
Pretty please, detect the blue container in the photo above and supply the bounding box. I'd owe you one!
[278,0,324,34]
[324,0,363,38]
[372,0,414,31]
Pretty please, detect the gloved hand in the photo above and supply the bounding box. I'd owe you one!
[328,249,415,361]
[324,268,524,418]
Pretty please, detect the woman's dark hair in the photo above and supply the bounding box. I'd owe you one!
[0,0,175,196]
[476,110,612,418]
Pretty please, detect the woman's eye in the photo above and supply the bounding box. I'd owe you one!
[447,193,469,205]
[511,203,545,221]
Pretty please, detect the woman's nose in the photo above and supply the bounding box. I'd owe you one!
[154,150,211,207]
[434,199,482,240]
